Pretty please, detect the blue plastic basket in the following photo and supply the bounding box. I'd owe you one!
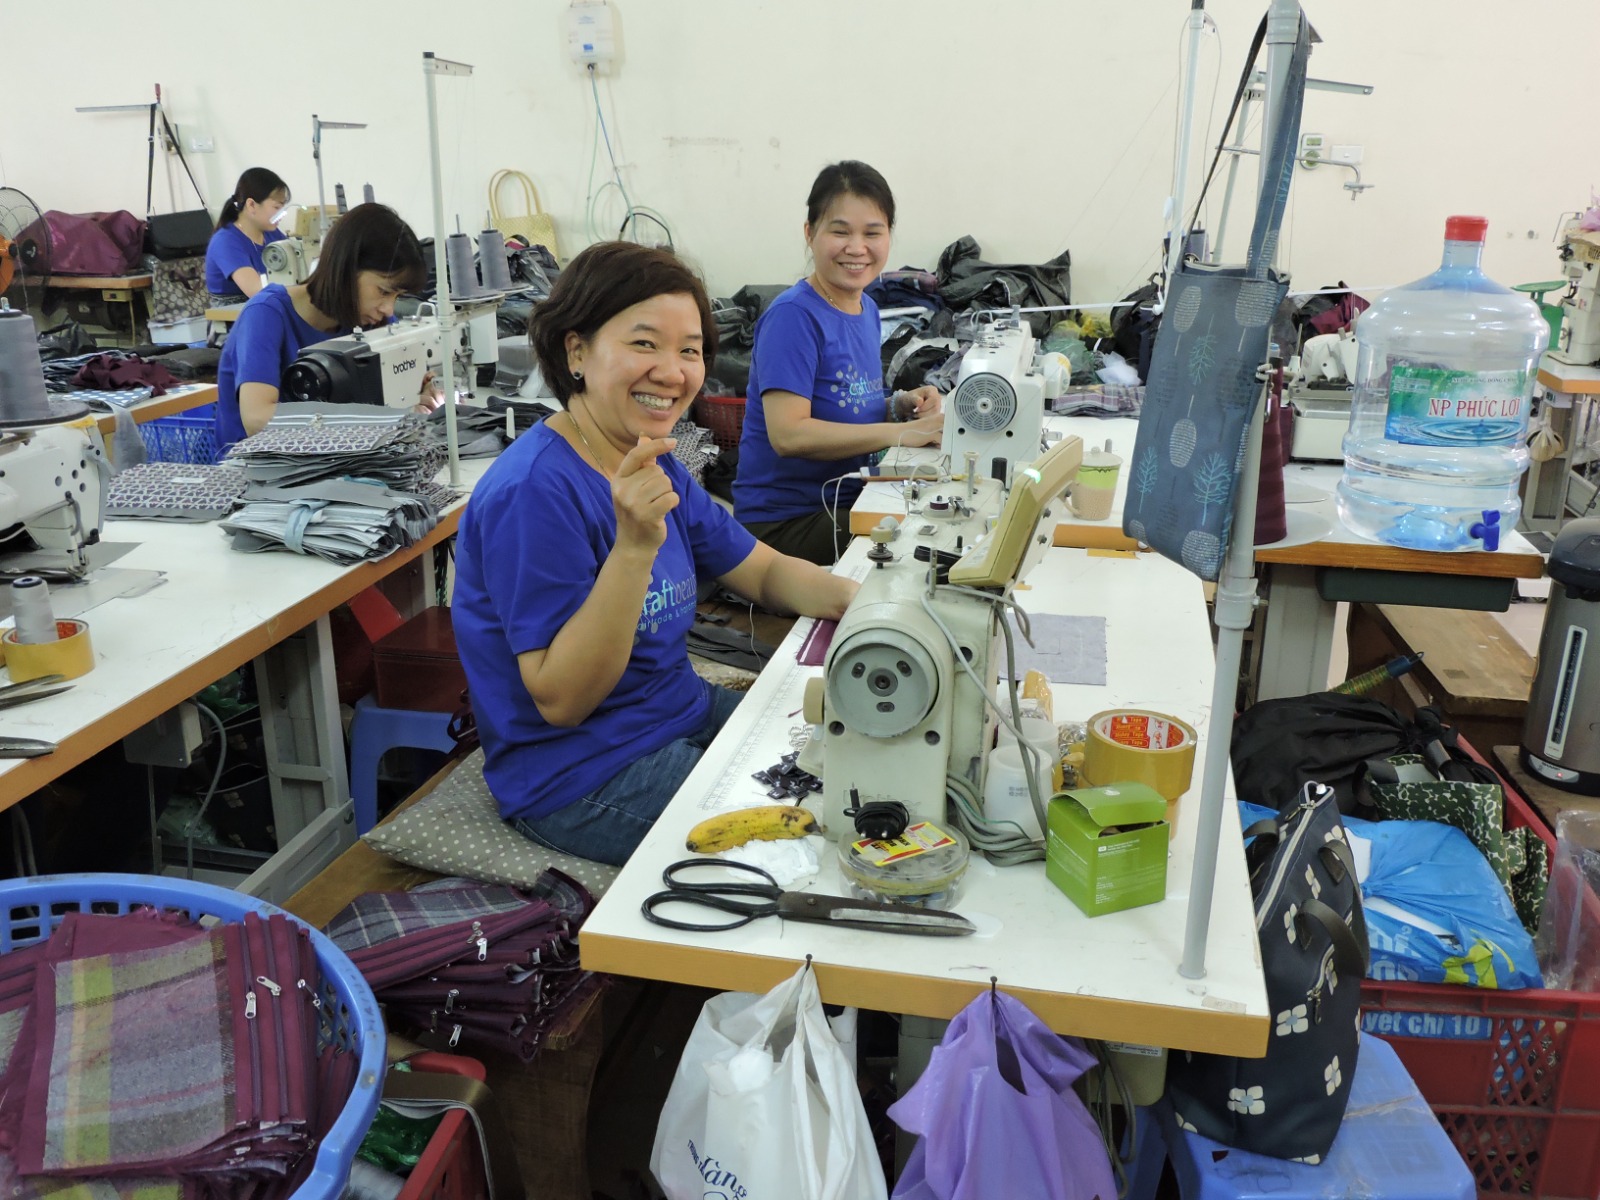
[141,403,219,465]
[0,873,385,1200]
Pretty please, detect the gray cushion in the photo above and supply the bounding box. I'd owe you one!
[362,748,620,899]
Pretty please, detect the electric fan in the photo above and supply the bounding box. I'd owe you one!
[941,317,1047,478]
[0,188,51,312]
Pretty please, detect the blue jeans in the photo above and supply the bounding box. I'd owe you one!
[512,685,745,866]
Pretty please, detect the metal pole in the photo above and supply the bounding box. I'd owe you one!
[313,117,328,243]
[1209,88,1257,264]
[423,53,467,486]
[1179,0,1301,981]
[1165,0,1210,287]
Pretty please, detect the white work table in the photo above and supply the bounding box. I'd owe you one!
[581,540,1272,1057]
[0,451,494,900]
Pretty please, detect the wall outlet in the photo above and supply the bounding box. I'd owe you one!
[188,134,215,153]
[1331,144,1363,165]
[1298,132,1326,168]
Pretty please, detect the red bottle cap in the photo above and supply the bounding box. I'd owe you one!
[1445,215,1489,242]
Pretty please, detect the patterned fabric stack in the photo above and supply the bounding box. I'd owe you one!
[107,461,247,521]
[220,406,460,563]
[326,874,603,1063]
[0,907,357,1200]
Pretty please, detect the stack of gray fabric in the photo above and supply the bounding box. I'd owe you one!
[219,405,460,563]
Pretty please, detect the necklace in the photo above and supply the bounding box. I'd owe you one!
[565,407,609,474]
[810,273,858,314]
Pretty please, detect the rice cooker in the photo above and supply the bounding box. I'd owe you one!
[1522,517,1600,793]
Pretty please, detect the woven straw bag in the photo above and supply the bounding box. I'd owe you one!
[488,169,559,260]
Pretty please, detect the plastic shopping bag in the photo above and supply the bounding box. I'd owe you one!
[887,989,1114,1200]
[650,964,886,1200]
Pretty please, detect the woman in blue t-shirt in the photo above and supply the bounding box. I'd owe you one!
[205,168,291,303]
[733,161,945,565]
[214,202,428,451]
[452,241,858,865]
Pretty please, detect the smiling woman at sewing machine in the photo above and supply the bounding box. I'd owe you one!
[205,168,291,304]
[732,160,944,565]
[451,241,858,866]
[213,202,428,452]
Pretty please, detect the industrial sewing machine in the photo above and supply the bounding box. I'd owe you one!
[263,237,315,287]
[942,313,1048,480]
[280,298,501,408]
[0,424,107,581]
[1553,225,1600,367]
[802,436,1082,838]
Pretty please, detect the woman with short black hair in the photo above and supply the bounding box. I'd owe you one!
[213,202,428,451]
[452,240,857,865]
[205,167,291,303]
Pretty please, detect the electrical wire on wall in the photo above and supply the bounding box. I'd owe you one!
[583,63,675,249]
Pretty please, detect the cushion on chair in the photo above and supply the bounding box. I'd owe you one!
[363,749,620,898]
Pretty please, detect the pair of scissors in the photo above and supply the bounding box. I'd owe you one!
[640,859,976,936]
[0,674,72,710]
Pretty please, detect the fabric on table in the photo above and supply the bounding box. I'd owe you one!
[221,478,439,564]
[106,461,246,520]
[67,387,154,408]
[72,355,181,396]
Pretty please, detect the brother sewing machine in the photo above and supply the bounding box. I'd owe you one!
[942,313,1048,481]
[280,298,501,408]
[1553,224,1600,367]
[802,436,1081,840]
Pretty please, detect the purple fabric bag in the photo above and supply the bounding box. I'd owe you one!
[887,990,1115,1200]
[20,211,146,277]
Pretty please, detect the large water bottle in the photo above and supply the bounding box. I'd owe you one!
[1336,215,1549,551]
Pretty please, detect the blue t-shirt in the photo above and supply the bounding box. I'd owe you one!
[204,223,286,295]
[733,281,886,524]
[214,284,327,452]
[452,422,758,823]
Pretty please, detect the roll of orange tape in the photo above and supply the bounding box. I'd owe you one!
[1081,709,1197,801]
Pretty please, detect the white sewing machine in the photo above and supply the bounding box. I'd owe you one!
[280,300,500,408]
[0,424,107,580]
[263,237,315,287]
[803,437,1082,838]
[1553,225,1600,366]
[942,314,1047,480]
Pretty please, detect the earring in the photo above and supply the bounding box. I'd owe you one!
[571,370,583,380]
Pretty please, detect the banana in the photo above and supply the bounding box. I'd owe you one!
[684,805,821,854]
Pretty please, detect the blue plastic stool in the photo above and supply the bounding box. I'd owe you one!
[1128,1034,1473,1200]
[348,694,457,834]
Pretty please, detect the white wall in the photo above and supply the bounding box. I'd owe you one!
[2,0,1592,305]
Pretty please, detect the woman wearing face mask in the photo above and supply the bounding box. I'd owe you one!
[733,160,944,565]
[452,241,858,866]
[205,167,291,303]
[213,202,427,452]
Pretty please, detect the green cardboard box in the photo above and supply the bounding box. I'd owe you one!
[1046,782,1168,917]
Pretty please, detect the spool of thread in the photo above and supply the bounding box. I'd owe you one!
[479,228,513,291]
[10,577,57,644]
[446,232,483,298]
[0,309,54,425]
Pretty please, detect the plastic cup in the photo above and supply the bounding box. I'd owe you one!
[1067,442,1123,521]
[983,744,1048,841]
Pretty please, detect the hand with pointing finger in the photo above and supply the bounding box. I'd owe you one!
[613,435,680,552]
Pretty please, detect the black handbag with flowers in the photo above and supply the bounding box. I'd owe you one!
[1166,781,1369,1163]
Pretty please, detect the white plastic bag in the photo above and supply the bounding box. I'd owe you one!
[650,964,886,1200]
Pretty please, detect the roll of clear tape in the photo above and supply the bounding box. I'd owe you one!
[1,618,94,682]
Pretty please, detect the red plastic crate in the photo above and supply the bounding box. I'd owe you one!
[692,394,746,451]
[1360,740,1600,1200]
[396,1051,489,1200]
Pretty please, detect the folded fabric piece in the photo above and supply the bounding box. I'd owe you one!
[72,354,181,397]
[106,461,246,521]
[328,873,601,1063]
[221,479,439,564]
[1050,384,1145,417]
[64,387,154,408]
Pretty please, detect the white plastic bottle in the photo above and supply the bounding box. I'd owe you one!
[1335,215,1549,551]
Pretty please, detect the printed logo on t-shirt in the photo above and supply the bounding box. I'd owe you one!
[828,363,883,415]
[640,571,697,634]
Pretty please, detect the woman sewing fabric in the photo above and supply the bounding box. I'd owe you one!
[213,202,428,452]
[204,168,291,304]
[452,241,857,866]
[733,160,944,565]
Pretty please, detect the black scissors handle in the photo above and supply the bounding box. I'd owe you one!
[640,858,783,932]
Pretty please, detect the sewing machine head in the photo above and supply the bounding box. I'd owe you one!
[281,314,454,408]
[804,437,1081,840]
[1553,225,1600,367]
[0,424,107,580]
[942,312,1048,481]
[263,237,315,287]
